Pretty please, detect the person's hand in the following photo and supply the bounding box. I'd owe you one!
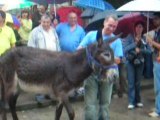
[114,57,121,64]
[53,19,58,24]
[18,18,23,26]
[135,47,140,53]
[146,35,153,45]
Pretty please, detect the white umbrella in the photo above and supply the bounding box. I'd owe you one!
[117,0,160,12]
[117,0,160,35]
[0,0,34,11]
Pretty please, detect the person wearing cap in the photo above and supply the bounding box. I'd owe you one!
[147,12,160,117]
[0,10,16,56]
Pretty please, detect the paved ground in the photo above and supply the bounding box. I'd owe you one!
[2,79,160,120]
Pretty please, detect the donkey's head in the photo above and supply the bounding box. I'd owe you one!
[86,32,122,81]
[87,33,121,66]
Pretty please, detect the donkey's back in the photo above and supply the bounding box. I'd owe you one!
[0,47,76,95]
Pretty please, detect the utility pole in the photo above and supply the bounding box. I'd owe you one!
[69,0,72,6]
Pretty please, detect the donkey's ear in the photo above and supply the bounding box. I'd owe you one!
[97,38,103,47]
[105,33,122,44]
[96,29,103,47]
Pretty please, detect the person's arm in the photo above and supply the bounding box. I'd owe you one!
[77,31,94,50]
[123,34,136,53]
[147,36,160,50]
[27,30,36,47]
[55,23,62,36]
[79,28,86,44]
[53,28,61,51]
[139,39,152,54]
[21,19,32,32]
[113,38,123,64]
[10,28,16,48]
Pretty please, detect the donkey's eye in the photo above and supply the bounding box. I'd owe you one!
[104,52,110,56]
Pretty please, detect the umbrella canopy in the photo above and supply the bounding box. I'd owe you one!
[117,0,160,35]
[117,0,160,12]
[114,12,155,38]
[2,1,34,11]
[81,8,101,19]
[85,11,126,32]
[6,13,20,29]
[81,1,115,19]
[74,0,106,10]
[57,6,83,26]
[28,0,69,4]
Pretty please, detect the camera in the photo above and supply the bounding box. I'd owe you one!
[127,50,144,66]
[126,51,137,61]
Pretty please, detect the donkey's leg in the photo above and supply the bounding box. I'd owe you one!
[1,101,7,120]
[1,81,7,120]
[55,102,63,120]
[63,97,75,120]
[8,93,19,120]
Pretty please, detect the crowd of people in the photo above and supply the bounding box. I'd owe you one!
[0,4,160,119]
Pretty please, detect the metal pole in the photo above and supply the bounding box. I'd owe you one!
[69,0,72,6]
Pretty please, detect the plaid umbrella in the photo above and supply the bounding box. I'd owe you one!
[81,1,115,18]
[6,13,20,29]
[75,0,106,10]
[28,0,69,4]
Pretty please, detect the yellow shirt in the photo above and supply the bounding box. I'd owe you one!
[0,25,16,55]
[18,19,32,41]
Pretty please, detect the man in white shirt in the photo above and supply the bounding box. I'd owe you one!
[28,14,60,103]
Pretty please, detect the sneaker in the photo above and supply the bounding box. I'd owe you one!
[35,94,46,104]
[136,103,143,107]
[76,87,85,96]
[128,104,135,109]
[148,111,159,117]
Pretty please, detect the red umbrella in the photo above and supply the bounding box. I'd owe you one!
[115,12,155,38]
[57,6,84,26]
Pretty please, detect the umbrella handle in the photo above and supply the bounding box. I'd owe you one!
[146,12,149,36]
[54,3,56,17]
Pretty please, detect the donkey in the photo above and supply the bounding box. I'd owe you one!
[0,34,121,120]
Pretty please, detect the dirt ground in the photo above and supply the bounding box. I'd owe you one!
[4,83,159,120]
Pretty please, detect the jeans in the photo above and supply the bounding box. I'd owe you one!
[84,73,113,120]
[118,63,128,95]
[126,61,144,105]
[153,61,160,114]
[143,54,153,79]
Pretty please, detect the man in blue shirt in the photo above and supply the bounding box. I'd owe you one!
[78,14,123,120]
[56,11,85,52]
